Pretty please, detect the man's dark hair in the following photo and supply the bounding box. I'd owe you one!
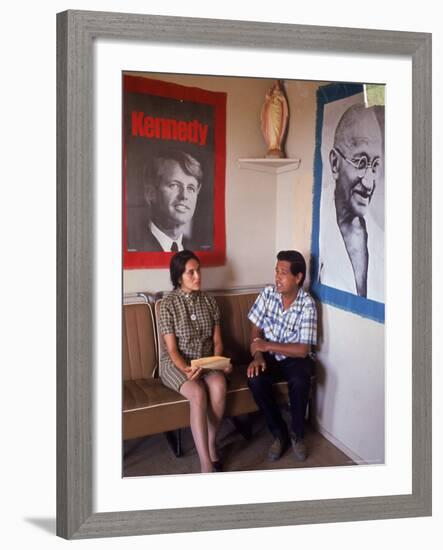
[277,250,306,286]
[170,249,200,289]
[144,150,202,200]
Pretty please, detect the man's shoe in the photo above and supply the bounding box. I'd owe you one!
[291,436,307,462]
[211,460,223,472]
[267,436,288,461]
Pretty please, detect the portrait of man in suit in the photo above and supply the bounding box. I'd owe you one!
[123,75,225,267]
[128,150,203,252]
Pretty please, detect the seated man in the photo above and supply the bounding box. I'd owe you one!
[247,250,317,462]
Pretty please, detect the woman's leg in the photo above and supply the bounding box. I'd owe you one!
[180,380,212,473]
[203,373,227,462]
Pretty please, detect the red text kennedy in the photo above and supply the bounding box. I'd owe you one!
[131,111,209,146]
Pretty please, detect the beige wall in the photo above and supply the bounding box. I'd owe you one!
[123,73,385,464]
[316,305,385,463]
[284,80,322,285]
[123,75,323,294]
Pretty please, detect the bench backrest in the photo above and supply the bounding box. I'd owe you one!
[154,292,258,367]
[123,292,260,381]
[123,303,157,381]
[214,293,258,366]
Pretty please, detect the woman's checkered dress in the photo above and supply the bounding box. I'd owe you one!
[159,289,221,392]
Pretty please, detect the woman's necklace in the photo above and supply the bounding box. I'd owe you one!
[185,292,198,322]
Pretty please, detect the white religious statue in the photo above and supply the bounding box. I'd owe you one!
[260,80,289,158]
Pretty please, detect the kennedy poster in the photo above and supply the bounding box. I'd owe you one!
[123,75,226,268]
[310,83,385,323]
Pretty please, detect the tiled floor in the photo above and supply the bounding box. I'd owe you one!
[123,411,355,477]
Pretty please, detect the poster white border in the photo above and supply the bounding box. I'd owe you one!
[93,38,412,513]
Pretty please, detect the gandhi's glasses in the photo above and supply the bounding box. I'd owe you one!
[334,147,381,179]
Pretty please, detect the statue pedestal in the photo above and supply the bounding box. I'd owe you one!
[265,148,286,159]
[238,158,301,174]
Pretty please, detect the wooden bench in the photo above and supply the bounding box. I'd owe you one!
[123,291,312,455]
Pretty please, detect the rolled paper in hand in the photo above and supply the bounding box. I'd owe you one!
[191,356,231,370]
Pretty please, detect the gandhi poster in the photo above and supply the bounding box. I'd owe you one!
[311,83,385,322]
[123,74,227,269]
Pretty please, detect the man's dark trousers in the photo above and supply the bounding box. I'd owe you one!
[247,353,312,441]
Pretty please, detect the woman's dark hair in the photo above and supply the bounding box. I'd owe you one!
[277,250,306,286]
[170,250,200,289]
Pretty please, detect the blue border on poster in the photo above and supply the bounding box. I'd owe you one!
[310,82,385,324]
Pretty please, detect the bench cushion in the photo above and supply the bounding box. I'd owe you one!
[123,364,289,439]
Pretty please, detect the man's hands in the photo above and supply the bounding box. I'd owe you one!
[247,355,266,378]
[250,338,269,355]
[247,338,268,377]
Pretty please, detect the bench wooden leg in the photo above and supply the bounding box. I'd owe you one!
[164,429,182,457]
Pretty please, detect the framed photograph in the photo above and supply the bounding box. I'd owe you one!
[123,74,226,268]
[311,82,385,322]
[57,10,431,539]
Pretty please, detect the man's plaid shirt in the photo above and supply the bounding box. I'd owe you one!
[248,285,317,361]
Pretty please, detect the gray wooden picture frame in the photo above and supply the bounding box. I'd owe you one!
[57,10,432,540]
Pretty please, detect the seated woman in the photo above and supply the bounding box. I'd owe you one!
[159,250,232,473]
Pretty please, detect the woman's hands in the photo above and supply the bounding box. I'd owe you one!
[223,361,233,375]
[213,324,231,374]
[184,361,233,379]
[183,366,203,381]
